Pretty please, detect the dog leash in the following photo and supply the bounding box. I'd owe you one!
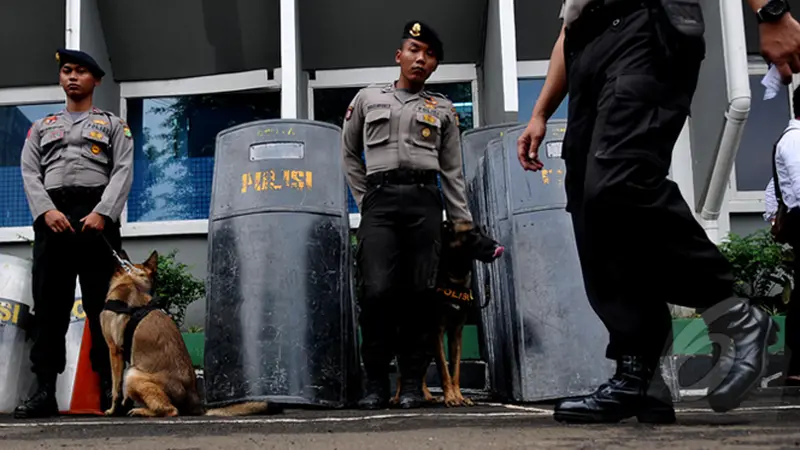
[100,233,135,274]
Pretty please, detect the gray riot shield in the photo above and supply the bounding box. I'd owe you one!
[0,254,35,413]
[461,123,517,184]
[204,119,357,409]
[478,121,614,402]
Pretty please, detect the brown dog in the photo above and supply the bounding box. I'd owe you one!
[100,250,276,417]
[392,221,503,407]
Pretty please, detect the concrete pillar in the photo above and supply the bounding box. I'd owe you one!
[478,0,519,125]
[280,0,305,119]
[78,0,120,114]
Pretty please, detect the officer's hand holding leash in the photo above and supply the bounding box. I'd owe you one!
[81,211,105,232]
[43,209,74,233]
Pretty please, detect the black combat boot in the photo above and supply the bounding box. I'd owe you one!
[703,297,779,412]
[397,376,425,409]
[14,375,59,419]
[554,356,676,424]
[358,377,390,410]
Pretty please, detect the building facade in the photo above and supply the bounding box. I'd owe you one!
[0,0,792,328]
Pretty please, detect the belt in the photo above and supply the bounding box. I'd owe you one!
[366,169,438,188]
[47,186,105,204]
[566,0,651,50]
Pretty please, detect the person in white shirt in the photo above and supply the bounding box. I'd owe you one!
[768,90,800,386]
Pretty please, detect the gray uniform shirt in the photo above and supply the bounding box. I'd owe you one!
[561,0,591,27]
[20,107,135,222]
[341,82,472,222]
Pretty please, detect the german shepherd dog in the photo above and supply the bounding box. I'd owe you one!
[392,221,503,407]
[100,250,278,417]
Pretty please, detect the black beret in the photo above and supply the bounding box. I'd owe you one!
[55,48,105,78]
[402,21,444,61]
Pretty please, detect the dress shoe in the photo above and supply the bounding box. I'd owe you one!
[704,298,778,412]
[358,378,389,410]
[14,377,58,419]
[554,356,675,424]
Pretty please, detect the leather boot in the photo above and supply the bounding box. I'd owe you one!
[554,356,676,424]
[14,375,59,419]
[398,376,425,409]
[358,377,390,410]
[704,297,779,412]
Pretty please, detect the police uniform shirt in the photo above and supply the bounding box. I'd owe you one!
[341,82,473,222]
[560,0,591,26]
[21,107,134,222]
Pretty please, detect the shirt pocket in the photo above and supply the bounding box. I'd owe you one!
[80,128,111,168]
[410,112,442,151]
[364,109,391,148]
[40,127,66,166]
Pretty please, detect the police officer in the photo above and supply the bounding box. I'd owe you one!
[516,0,800,424]
[342,21,474,410]
[15,49,134,418]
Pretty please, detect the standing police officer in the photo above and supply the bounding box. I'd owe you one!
[517,0,800,424]
[15,49,134,419]
[342,21,474,410]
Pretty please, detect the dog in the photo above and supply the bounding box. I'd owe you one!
[100,250,278,417]
[391,221,503,407]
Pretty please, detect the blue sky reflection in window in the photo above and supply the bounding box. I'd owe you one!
[126,92,280,222]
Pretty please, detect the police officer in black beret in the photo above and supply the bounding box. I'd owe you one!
[342,21,501,409]
[15,49,134,418]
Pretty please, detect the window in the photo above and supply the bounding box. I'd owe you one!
[517,78,568,123]
[125,90,280,222]
[313,82,475,214]
[0,103,64,227]
[733,74,792,192]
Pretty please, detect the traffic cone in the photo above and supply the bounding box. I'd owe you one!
[59,321,103,416]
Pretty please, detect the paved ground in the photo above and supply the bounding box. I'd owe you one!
[2,395,800,449]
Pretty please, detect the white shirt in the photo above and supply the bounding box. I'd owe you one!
[560,0,591,26]
[765,119,800,221]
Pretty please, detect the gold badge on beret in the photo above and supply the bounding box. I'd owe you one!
[55,52,60,62]
[410,23,421,37]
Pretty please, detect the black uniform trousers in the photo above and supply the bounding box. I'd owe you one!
[355,169,443,382]
[785,209,800,376]
[562,0,735,364]
[30,186,121,385]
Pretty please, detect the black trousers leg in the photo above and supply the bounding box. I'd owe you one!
[396,184,443,381]
[29,219,79,381]
[77,222,121,383]
[356,187,401,381]
[563,6,733,362]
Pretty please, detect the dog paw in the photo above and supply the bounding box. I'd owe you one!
[127,408,154,417]
[104,407,116,416]
[462,397,474,407]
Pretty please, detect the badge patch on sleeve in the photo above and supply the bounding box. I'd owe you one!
[44,116,57,125]
[123,126,132,138]
[26,127,32,140]
[451,107,460,127]
[345,106,354,121]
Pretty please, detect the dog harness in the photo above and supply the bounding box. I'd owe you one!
[103,299,161,364]
[436,285,474,311]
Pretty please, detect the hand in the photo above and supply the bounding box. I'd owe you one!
[80,212,105,232]
[43,210,74,233]
[517,116,546,172]
[759,14,800,83]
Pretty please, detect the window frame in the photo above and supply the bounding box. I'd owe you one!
[0,86,66,243]
[117,68,282,238]
[307,63,480,229]
[727,61,799,214]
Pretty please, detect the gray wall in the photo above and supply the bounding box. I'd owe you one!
[97,0,281,82]
[0,236,209,331]
[515,0,562,61]
[730,213,769,237]
[0,0,65,88]
[81,0,119,114]
[299,0,488,70]
[689,0,728,213]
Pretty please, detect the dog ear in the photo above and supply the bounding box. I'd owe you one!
[144,250,159,272]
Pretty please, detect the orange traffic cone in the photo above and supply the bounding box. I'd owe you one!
[59,323,103,416]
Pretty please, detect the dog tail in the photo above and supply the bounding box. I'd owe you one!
[203,401,281,417]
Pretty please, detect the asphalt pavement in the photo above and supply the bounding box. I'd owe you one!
[1,395,800,449]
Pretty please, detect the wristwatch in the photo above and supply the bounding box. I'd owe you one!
[757,0,790,23]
